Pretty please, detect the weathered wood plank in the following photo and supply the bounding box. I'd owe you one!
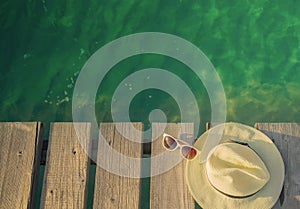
[150,123,195,209]
[40,122,91,209]
[93,122,143,209]
[40,140,98,165]
[0,122,43,209]
[255,123,300,209]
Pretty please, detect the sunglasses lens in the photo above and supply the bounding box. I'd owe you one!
[181,146,197,160]
[163,136,177,150]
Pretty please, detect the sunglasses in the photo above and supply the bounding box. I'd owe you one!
[162,133,199,160]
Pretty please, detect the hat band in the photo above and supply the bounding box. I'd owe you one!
[206,177,261,198]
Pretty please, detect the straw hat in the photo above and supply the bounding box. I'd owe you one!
[186,122,284,209]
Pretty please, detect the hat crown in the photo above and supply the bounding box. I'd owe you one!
[206,142,270,197]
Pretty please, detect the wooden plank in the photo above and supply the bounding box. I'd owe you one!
[40,122,91,209]
[93,122,143,209]
[40,140,98,165]
[255,123,300,209]
[150,123,195,209]
[0,122,44,209]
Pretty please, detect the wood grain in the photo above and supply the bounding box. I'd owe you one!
[93,122,143,209]
[150,123,195,209]
[255,123,300,209]
[40,122,91,209]
[0,122,43,209]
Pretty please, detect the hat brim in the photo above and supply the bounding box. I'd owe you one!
[186,122,284,209]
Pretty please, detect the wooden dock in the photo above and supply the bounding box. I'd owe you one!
[0,122,299,209]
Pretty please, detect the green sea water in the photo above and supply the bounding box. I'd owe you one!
[1,0,300,208]
[1,0,299,128]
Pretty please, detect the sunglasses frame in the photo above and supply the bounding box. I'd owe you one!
[162,133,199,160]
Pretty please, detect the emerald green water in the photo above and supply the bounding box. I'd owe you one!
[1,0,299,128]
[0,0,299,208]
